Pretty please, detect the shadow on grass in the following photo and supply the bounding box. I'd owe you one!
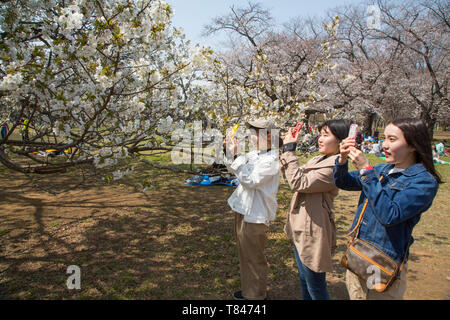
[0,166,304,299]
[3,158,443,300]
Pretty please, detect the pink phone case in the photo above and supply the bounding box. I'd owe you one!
[292,121,304,138]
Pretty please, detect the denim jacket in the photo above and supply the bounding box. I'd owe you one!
[333,158,438,263]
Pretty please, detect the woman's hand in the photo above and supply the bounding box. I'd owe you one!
[348,146,370,171]
[223,133,238,156]
[283,128,298,145]
[339,137,354,164]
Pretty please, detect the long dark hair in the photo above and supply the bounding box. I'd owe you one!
[391,118,442,184]
[318,119,350,142]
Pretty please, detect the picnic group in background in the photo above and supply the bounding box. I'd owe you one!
[360,130,384,157]
[0,118,31,141]
[223,116,441,300]
[433,141,450,164]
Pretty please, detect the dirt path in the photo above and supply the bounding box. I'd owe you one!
[0,168,448,299]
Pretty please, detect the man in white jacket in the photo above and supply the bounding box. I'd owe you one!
[223,118,280,300]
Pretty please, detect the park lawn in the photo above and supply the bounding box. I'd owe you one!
[0,150,449,300]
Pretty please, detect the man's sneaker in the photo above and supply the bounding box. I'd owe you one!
[233,291,247,300]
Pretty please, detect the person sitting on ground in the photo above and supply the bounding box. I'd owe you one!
[435,140,445,156]
[432,145,450,164]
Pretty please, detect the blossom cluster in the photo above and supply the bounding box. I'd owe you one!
[0,72,23,91]
[0,1,344,184]
[200,16,341,132]
[0,0,215,178]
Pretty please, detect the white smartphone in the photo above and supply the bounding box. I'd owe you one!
[348,124,358,139]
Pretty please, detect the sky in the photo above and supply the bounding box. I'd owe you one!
[166,0,361,49]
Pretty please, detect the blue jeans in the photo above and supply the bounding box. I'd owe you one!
[293,246,330,300]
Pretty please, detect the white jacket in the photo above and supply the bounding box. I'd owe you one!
[225,149,280,226]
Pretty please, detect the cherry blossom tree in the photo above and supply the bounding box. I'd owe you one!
[325,0,449,137]
[0,0,212,181]
[3,0,445,190]
[376,0,449,138]
[323,3,406,135]
[202,1,340,130]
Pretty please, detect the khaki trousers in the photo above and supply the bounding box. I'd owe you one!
[234,213,268,300]
[345,267,407,300]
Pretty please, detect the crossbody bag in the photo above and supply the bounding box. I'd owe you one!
[341,176,411,292]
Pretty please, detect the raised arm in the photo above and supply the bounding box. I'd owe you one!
[280,151,336,193]
[333,157,363,191]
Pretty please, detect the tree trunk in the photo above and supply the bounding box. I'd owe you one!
[421,111,435,140]
[362,112,376,136]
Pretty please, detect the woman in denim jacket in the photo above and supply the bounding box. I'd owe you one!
[334,118,441,299]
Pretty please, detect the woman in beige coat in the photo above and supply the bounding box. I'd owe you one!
[280,120,350,300]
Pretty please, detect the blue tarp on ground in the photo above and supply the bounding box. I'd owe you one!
[184,174,238,187]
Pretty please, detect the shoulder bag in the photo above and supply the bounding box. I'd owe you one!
[341,176,411,292]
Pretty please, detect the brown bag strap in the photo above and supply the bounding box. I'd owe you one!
[346,199,368,239]
[346,175,384,240]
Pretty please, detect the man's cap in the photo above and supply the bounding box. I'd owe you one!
[245,118,276,130]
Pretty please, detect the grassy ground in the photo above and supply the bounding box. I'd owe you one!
[0,146,449,300]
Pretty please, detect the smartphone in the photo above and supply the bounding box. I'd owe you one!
[348,124,358,139]
[291,121,304,138]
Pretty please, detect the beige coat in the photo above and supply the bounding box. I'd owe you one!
[280,152,339,273]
